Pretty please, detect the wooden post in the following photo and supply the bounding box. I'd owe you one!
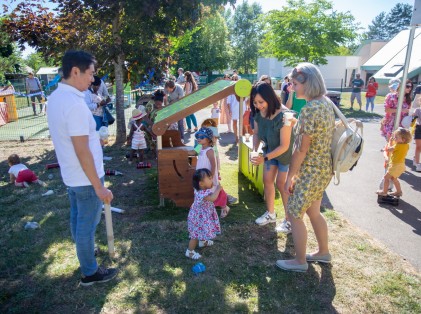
[239,96,244,171]
[157,135,165,207]
[103,203,115,258]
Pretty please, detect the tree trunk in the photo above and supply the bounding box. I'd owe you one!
[111,6,126,144]
[114,54,126,143]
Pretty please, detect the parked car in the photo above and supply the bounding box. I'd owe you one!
[326,90,341,106]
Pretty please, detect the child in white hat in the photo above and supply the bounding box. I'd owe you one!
[127,106,149,164]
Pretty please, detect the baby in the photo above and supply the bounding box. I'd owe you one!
[8,154,46,187]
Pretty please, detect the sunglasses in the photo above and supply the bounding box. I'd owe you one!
[292,67,307,84]
[196,135,207,140]
[405,84,413,88]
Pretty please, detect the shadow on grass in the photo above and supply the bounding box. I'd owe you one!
[339,106,383,119]
[0,148,115,312]
[0,141,339,312]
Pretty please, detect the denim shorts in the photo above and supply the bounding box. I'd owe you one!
[264,156,289,172]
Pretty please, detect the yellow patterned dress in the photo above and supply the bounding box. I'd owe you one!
[287,97,335,219]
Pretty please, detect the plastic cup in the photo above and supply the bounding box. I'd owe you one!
[284,112,294,126]
[245,133,250,142]
[250,151,259,161]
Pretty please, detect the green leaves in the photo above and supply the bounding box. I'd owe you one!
[262,0,358,66]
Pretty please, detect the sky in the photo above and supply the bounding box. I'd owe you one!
[238,0,415,30]
[1,0,416,57]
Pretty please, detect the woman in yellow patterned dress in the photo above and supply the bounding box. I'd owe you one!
[276,63,335,272]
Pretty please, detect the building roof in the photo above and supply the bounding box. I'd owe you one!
[36,67,60,75]
[362,28,421,82]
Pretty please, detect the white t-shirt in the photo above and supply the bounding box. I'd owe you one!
[47,83,104,187]
[211,107,220,119]
[8,164,28,177]
[227,95,246,120]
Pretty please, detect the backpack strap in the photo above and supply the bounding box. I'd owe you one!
[329,98,363,137]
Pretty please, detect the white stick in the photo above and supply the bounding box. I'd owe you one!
[103,203,115,258]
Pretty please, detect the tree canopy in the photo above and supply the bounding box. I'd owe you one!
[226,1,263,73]
[261,0,358,66]
[0,17,24,81]
[3,0,235,142]
[364,3,413,40]
[171,7,230,75]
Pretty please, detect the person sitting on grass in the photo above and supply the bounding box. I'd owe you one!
[186,168,222,260]
[8,154,46,188]
[376,127,412,198]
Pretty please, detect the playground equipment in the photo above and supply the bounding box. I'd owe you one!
[152,79,255,207]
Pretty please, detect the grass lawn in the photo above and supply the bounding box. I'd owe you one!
[338,92,384,119]
[1,139,420,313]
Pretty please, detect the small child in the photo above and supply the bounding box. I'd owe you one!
[210,102,220,126]
[127,107,151,164]
[376,128,412,197]
[186,168,222,260]
[195,120,238,206]
[194,127,231,218]
[8,154,46,187]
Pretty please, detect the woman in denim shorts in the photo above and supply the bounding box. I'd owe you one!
[250,82,294,233]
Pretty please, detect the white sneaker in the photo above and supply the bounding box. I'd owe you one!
[275,219,292,234]
[255,211,276,225]
[416,164,421,172]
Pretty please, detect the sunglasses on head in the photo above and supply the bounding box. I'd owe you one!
[292,67,307,84]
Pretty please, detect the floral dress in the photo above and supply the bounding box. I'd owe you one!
[188,189,221,240]
[287,97,335,219]
[381,93,411,140]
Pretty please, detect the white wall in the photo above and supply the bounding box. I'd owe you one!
[258,56,361,89]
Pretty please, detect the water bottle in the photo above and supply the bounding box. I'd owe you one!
[192,262,206,275]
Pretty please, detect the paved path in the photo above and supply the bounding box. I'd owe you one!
[325,104,421,272]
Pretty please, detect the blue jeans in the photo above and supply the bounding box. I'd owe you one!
[185,114,198,130]
[93,115,103,131]
[68,177,104,276]
[366,96,375,111]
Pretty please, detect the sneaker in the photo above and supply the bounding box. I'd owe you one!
[416,164,421,172]
[275,219,291,234]
[80,266,118,286]
[255,211,276,225]
[23,182,29,188]
[227,195,238,204]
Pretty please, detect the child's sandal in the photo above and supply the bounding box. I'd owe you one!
[389,191,402,197]
[185,249,201,260]
[375,190,387,196]
[198,240,214,248]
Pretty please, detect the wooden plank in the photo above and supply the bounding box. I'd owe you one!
[153,79,236,136]
[158,148,197,207]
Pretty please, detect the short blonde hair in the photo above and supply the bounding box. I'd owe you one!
[290,62,327,99]
[394,127,412,144]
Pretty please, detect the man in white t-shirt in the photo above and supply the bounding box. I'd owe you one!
[47,50,117,286]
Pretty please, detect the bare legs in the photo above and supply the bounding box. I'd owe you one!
[233,119,238,143]
[263,166,289,219]
[288,199,329,265]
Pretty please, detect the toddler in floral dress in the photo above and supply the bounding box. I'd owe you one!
[186,168,222,260]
